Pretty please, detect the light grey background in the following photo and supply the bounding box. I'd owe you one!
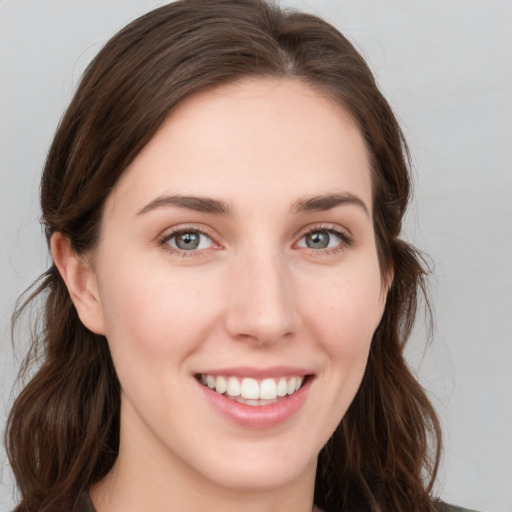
[1,1,511,511]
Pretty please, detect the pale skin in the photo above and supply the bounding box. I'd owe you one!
[52,78,391,512]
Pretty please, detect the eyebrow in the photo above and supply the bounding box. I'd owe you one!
[292,192,370,217]
[137,191,369,218]
[137,195,233,216]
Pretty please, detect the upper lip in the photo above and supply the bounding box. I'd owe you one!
[195,366,314,379]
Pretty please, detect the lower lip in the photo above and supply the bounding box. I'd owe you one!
[197,377,312,429]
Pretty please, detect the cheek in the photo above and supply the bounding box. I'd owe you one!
[297,267,384,439]
[95,258,219,364]
[303,265,384,349]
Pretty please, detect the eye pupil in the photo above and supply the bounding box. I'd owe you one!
[175,232,200,250]
[306,231,329,249]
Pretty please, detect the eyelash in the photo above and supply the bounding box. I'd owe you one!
[159,224,353,257]
[159,226,218,257]
[295,225,353,255]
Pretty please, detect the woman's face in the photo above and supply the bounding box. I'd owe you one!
[85,78,387,493]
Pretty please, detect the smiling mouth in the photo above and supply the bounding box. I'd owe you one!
[196,374,308,406]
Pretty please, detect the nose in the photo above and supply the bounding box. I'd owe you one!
[224,248,300,345]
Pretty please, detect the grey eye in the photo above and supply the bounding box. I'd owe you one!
[297,229,344,250]
[166,230,213,251]
[175,232,200,250]
[305,231,330,249]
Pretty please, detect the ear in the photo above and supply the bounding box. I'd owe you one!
[51,232,106,335]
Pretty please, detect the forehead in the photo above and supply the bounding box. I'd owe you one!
[106,77,372,217]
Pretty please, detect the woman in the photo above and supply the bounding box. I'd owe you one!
[5,1,478,511]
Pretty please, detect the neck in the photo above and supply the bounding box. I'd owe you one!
[90,403,318,512]
[91,460,318,512]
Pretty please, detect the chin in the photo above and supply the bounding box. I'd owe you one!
[199,454,317,493]
[181,430,321,494]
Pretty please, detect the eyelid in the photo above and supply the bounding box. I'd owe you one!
[294,224,353,251]
[159,224,221,255]
[157,222,352,257]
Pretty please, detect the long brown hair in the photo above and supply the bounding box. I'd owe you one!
[6,1,441,511]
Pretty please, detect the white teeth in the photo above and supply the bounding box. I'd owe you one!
[200,374,307,400]
[227,376,241,397]
[276,377,287,397]
[240,378,260,399]
[215,375,227,394]
[286,377,297,395]
[259,378,277,400]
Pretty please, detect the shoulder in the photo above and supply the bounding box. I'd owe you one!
[71,490,96,512]
[315,501,481,512]
[436,501,482,512]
